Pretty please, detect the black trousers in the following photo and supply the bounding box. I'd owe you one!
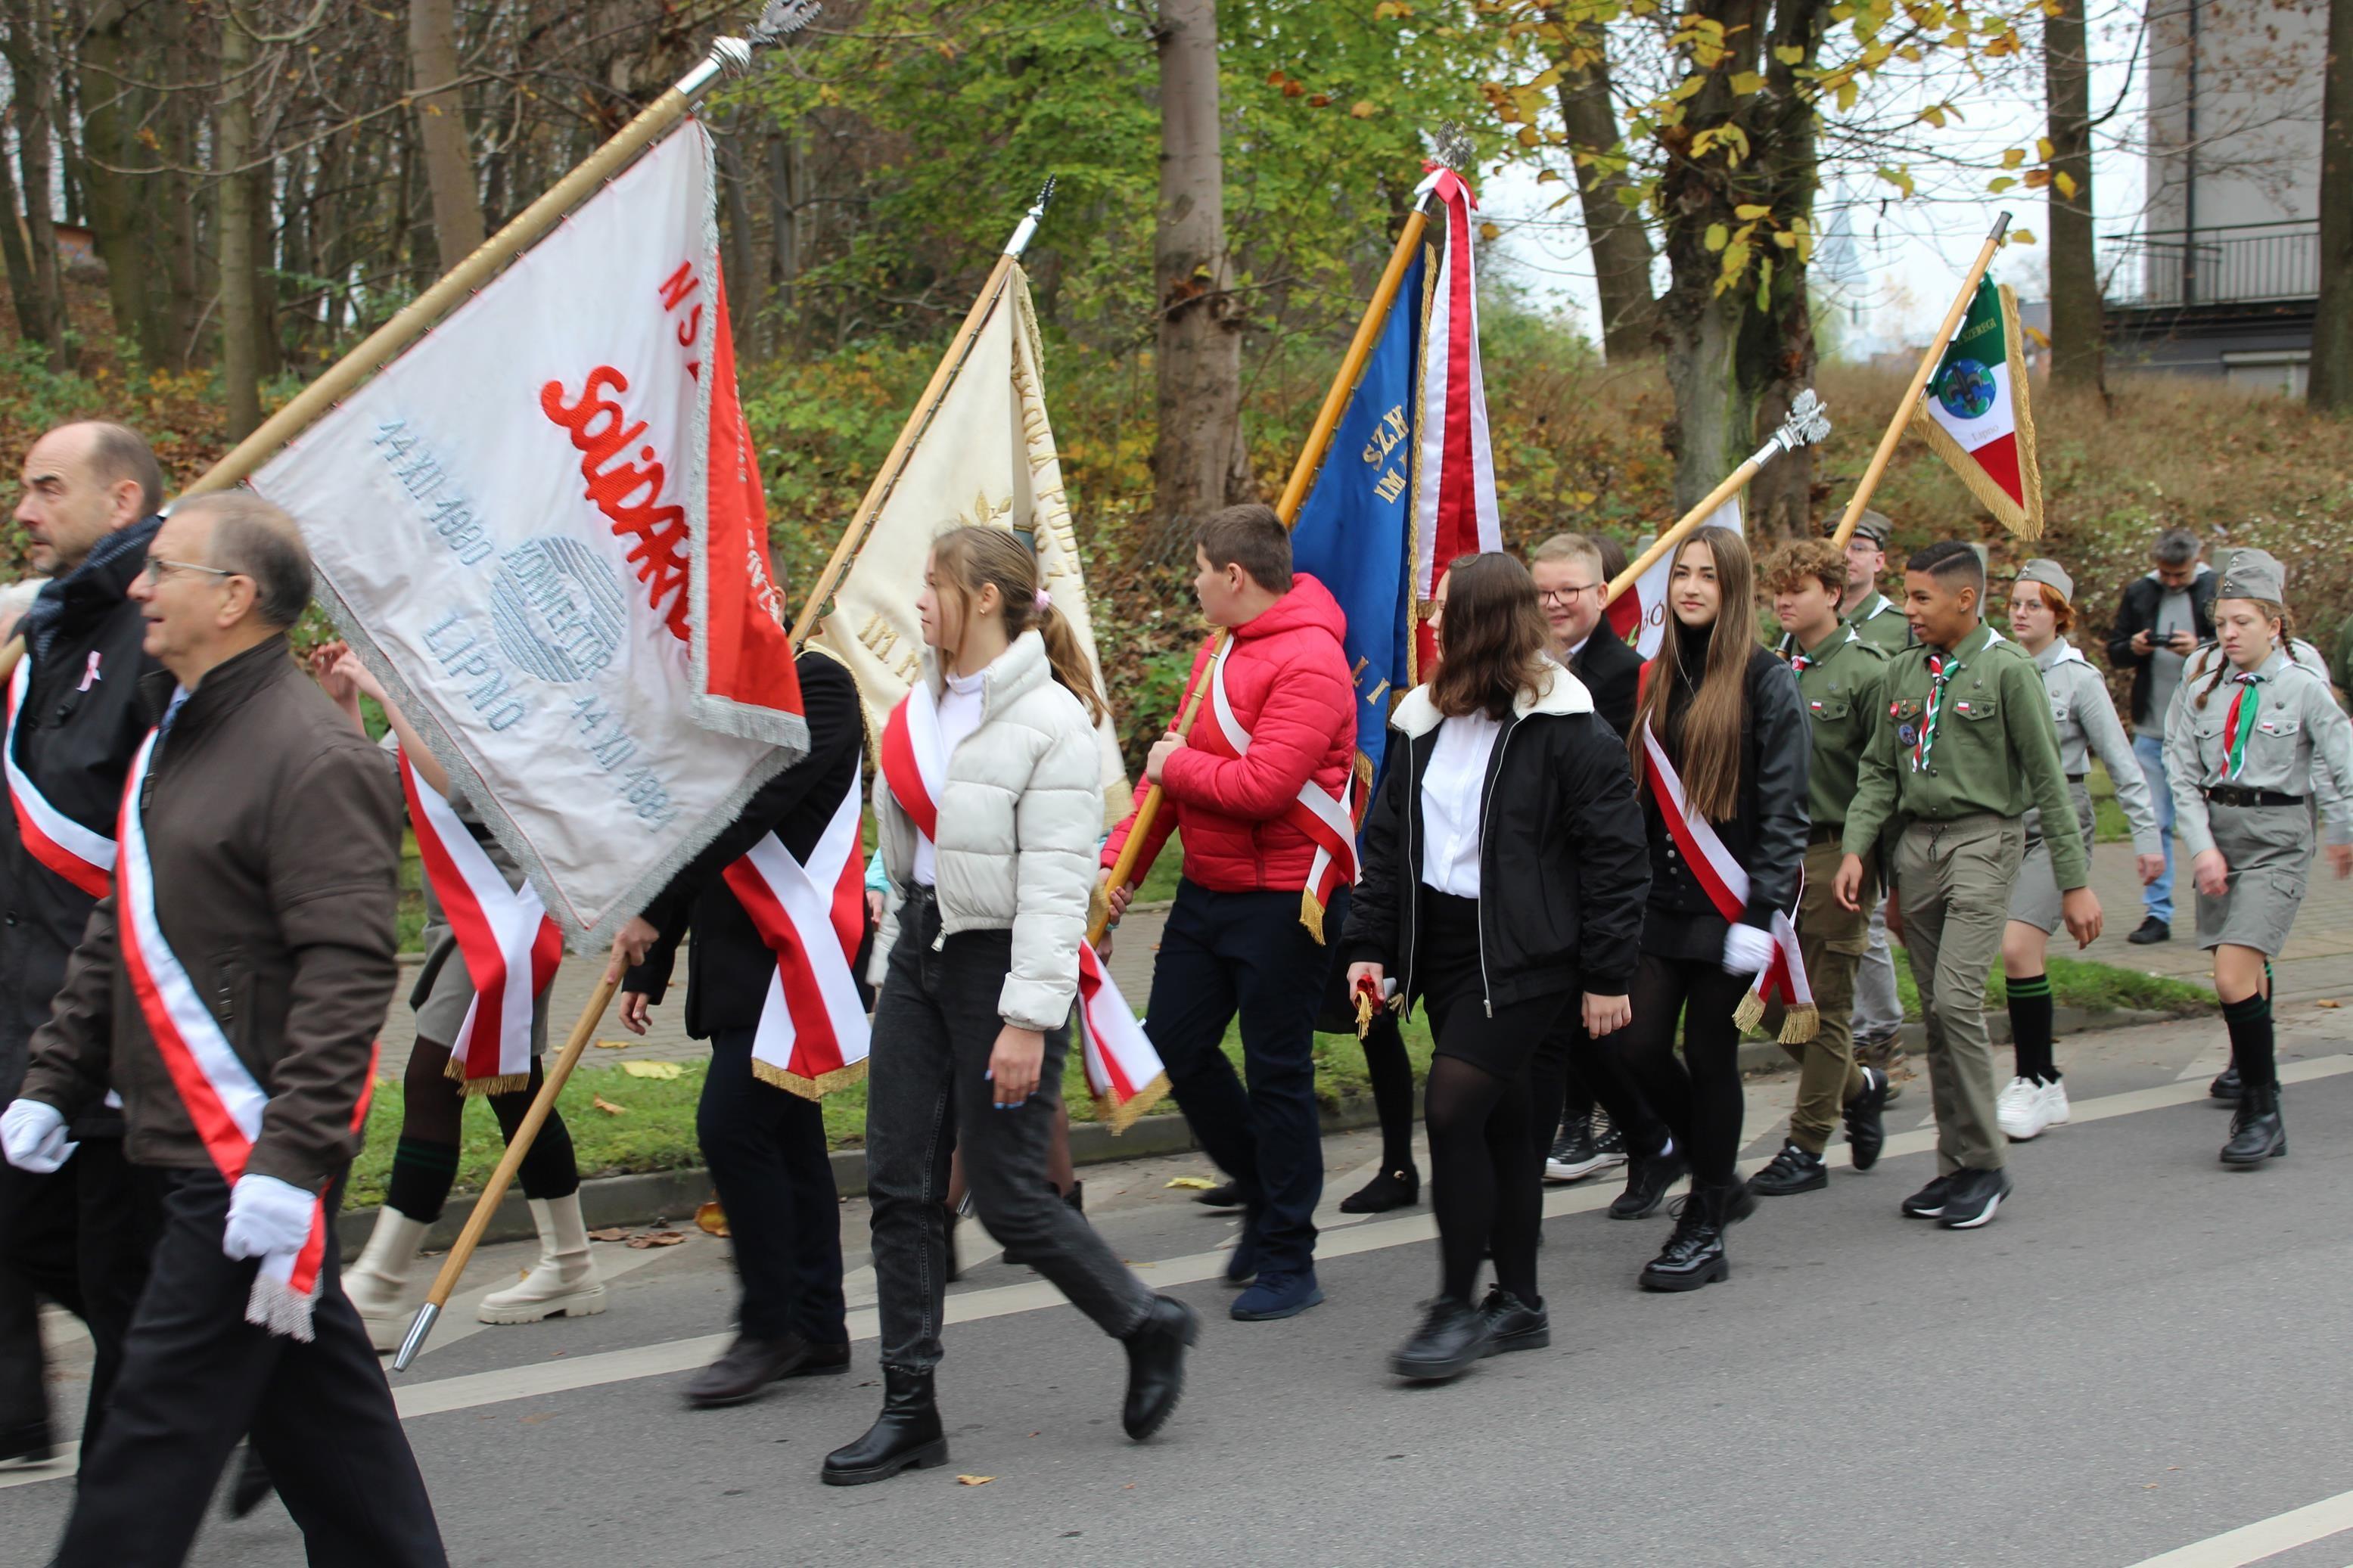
[1530,1013,1671,1160]
[56,1166,445,1568]
[698,1026,848,1346]
[0,1138,160,1461]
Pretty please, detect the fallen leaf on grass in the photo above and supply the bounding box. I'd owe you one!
[956,1474,994,1486]
[593,1039,633,1049]
[586,1227,629,1243]
[592,1094,627,1116]
[620,1060,684,1079]
[626,1230,686,1249]
[695,1200,730,1237]
[1164,1176,1215,1191]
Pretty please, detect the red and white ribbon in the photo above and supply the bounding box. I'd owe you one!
[117,728,375,1340]
[399,752,562,1095]
[1637,725,1817,1042]
[882,686,1167,1126]
[1207,649,1357,939]
[722,772,871,1098]
[1409,162,1502,673]
[5,658,116,898]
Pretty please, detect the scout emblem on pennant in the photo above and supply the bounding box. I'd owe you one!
[1909,275,2044,539]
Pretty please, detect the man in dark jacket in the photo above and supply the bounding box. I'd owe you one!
[2,493,443,1565]
[2103,527,2215,944]
[0,421,168,1467]
[615,647,862,1408]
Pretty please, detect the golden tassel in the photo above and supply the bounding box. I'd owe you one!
[1096,1071,1173,1135]
[442,1060,532,1098]
[1731,988,1767,1036]
[1778,1003,1819,1045]
[1298,888,1327,945]
[748,1057,872,1101]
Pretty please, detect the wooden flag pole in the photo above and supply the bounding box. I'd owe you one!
[0,5,825,689]
[1827,211,2012,548]
[1089,189,1435,949]
[788,179,1057,650]
[1603,389,1834,609]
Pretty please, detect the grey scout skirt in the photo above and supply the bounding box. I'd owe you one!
[2196,801,2314,955]
[2006,781,2098,936]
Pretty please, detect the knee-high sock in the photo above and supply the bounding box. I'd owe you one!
[2007,972,2056,1084]
[2223,992,2275,1090]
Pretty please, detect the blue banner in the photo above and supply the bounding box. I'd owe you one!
[1288,250,1425,791]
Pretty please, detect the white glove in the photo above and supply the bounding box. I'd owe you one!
[1721,921,1776,977]
[1,1099,74,1174]
[222,1172,319,1262]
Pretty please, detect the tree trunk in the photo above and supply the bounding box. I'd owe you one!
[0,126,42,349]
[1150,0,1249,560]
[217,6,261,439]
[3,2,72,368]
[2311,0,2353,411]
[2045,0,2104,393]
[1549,10,1659,362]
[408,0,484,272]
[75,0,163,366]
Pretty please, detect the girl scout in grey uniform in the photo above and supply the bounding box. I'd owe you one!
[2164,548,2353,1168]
[1998,560,2165,1141]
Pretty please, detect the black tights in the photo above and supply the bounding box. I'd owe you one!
[383,1041,579,1224]
[1602,953,1750,1189]
[1425,1056,1539,1304]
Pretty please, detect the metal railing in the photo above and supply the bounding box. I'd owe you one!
[2102,219,2319,309]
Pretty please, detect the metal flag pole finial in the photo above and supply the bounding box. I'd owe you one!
[1745,386,1832,468]
[1431,121,1475,172]
[1004,175,1057,259]
[746,0,823,46]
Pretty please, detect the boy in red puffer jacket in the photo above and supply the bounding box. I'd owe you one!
[1102,504,1356,1321]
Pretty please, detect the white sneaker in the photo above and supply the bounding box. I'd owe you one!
[1999,1076,2067,1141]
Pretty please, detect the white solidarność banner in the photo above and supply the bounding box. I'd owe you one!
[252,123,807,949]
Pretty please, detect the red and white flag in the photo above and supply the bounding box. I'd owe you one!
[399,751,562,1096]
[720,771,871,1099]
[880,685,1167,1129]
[1605,496,1744,661]
[5,660,114,898]
[116,729,377,1339]
[248,122,806,949]
[1637,725,1816,1043]
[1410,163,1503,674]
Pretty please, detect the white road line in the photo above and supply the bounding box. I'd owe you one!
[8,1054,2349,1492]
[2123,1485,2353,1566]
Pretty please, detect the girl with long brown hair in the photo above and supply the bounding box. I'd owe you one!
[1615,526,1809,1291]
[1343,554,1648,1382]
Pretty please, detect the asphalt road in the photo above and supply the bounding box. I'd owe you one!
[7,1010,2353,1567]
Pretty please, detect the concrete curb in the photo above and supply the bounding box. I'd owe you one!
[338,1005,2180,1258]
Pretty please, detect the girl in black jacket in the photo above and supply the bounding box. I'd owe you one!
[1343,553,1649,1382]
[1615,526,1809,1292]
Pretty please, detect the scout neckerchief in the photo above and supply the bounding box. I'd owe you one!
[1204,645,1358,942]
[881,680,1167,1128]
[399,753,562,1096]
[117,720,375,1340]
[1910,625,2001,774]
[1787,624,1854,675]
[4,657,117,897]
[1633,664,1817,1044]
[2221,669,2265,782]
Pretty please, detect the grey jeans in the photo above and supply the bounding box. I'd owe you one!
[865,893,1152,1372]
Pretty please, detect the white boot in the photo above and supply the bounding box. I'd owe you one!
[344,1209,431,1353]
[477,1194,608,1325]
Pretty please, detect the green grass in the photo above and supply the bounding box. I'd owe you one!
[350,949,2206,1208]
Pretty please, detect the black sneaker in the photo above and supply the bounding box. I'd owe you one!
[1936,1167,2013,1229]
[1478,1288,1550,1355]
[2128,915,2171,945]
[1748,1141,1828,1196]
[1611,1148,1687,1220]
[1901,1172,1958,1219]
[1544,1120,1607,1182]
[1339,1166,1421,1214]
[1390,1296,1491,1381]
[2209,1063,2243,1104]
[1844,1065,1889,1171]
[1193,1181,1245,1209]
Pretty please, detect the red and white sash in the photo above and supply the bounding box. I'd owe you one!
[5,659,115,898]
[881,686,1167,1129]
[399,752,563,1095]
[1637,726,1817,1044]
[722,772,870,1098]
[116,728,376,1340]
[1206,647,1358,942]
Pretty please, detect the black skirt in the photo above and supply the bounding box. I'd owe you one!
[1416,890,1570,1078]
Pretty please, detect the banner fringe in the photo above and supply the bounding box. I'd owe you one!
[1777,1002,1819,1045]
[443,1061,532,1098]
[750,1055,871,1102]
[245,1275,319,1343]
[1732,988,1767,1036]
[1905,281,2044,539]
[1096,1071,1172,1135]
[1299,887,1328,945]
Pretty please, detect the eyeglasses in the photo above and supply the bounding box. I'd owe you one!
[1539,583,1602,606]
[143,557,237,585]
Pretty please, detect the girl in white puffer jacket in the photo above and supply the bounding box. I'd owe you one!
[822,528,1198,1488]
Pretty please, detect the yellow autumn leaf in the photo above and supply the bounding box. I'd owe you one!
[594,1039,632,1050]
[957,1475,996,1486]
[1988,176,2018,193]
[1919,105,1946,128]
[695,1200,730,1237]
[592,1094,627,1116]
[1516,125,1540,146]
[1478,222,1502,240]
[1729,70,1764,95]
[1351,100,1378,119]
[620,1060,685,1080]
[2054,170,2078,199]
[1165,1175,1217,1190]
[2001,147,2025,169]
[1734,203,1772,219]
[1835,78,1859,112]
[1704,222,1730,253]
[2035,136,2055,162]
[1773,43,1805,64]
[1536,167,1564,184]
[2008,227,2038,245]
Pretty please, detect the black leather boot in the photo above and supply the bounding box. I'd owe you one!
[821,1366,948,1486]
[1121,1294,1200,1439]
[1639,1185,1730,1292]
[1610,1148,1688,1221]
[2210,1063,2243,1103]
[2219,1084,2286,1166]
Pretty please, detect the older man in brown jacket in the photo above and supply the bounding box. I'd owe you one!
[1,492,444,1567]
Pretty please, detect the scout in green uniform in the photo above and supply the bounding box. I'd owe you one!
[1748,540,1893,1196]
[1837,514,1913,1089]
[2162,549,2353,1167]
[1840,512,1915,657]
[1835,541,2102,1230]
